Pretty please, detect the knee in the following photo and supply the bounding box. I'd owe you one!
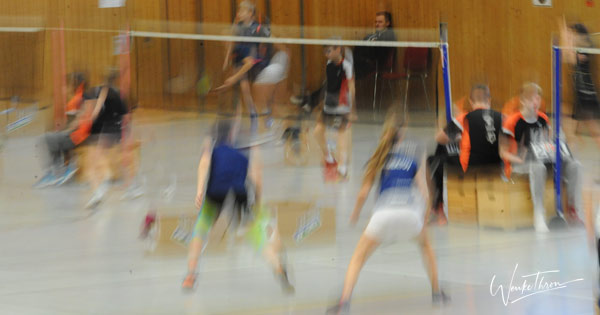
[314,123,324,136]
[529,162,547,176]
[565,159,582,172]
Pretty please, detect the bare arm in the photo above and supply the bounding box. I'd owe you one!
[414,155,431,224]
[214,57,255,92]
[435,129,450,145]
[91,87,109,122]
[195,138,213,209]
[349,171,375,224]
[499,133,524,164]
[559,16,577,65]
[248,146,263,206]
[223,42,233,70]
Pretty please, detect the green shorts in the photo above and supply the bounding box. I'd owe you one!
[192,199,273,251]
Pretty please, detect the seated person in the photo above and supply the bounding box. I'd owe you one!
[501,82,583,232]
[65,72,88,124]
[453,95,472,117]
[437,84,504,173]
[428,87,496,223]
[34,91,101,188]
[502,84,548,118]
[354,11,397,79]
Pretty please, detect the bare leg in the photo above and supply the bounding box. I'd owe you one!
[186,237,205,273]
[314,120,328,160]
[262,225,284,273]
[336,125,350,170]
[252,83,277,114]
[417,230,440,292]
[239,78,255,114]
[88,144,110,190]
[252,83,278,128]
[340,233,380,301]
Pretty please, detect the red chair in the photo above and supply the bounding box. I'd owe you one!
[376,47,431,114]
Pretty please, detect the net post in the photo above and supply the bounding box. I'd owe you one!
[440,23,452,123]
[552,44,563,215]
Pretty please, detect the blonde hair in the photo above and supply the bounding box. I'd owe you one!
[520,82,542,101]
[363,111,404,181]
[239,0,256,15]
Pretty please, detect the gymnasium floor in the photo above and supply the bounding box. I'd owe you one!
[0,110,598,315]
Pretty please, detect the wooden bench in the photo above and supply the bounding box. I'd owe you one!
[445,165,558,229]
[445,166,478,224]
[476,171,556,230]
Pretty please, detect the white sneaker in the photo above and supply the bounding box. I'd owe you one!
[86,182,109,209]
[121,184,145,200]
[534,212,549,233]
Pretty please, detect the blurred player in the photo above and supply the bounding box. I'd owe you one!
[327,111,448,314]
[314,43,355,180]
[182,117,293,294]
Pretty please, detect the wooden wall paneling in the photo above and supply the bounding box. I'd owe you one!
[0,0,48,99]
[440,0,511,111]
[269,0,302,98]
[62,0,129,89]
[506,1,557,113]
[132,0,168,109]
[201,0,233,112]
[165,0,200,110]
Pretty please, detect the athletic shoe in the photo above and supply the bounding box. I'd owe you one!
[121,184,145,200]
[325,299,350,315]
[277,268,295,295]
[265,116,275,130]
[162,175,177,202]
[182,273,198,292]
[534,212,550,233]
[429,204,448,226]
[140,212,156,239]
[33,171,61,189]
[56,165,79,186]
[337,165,349,181]
[86,181,109,209]
[432,289,450,305]
[290,94,305,105]
[566,206,585,227]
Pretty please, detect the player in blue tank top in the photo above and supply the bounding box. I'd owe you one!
[182,118,294,294]
[327,112,449,314]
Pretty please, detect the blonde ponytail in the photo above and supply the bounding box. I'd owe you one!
[363,112,401,181]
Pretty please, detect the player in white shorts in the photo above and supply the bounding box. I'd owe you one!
[327,112,448,314]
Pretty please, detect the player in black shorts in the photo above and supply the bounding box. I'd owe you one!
[314,43,355,179]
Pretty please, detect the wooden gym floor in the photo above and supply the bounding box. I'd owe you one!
[0,108,599,314]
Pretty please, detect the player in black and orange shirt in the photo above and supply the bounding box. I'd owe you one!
[34,93,102,188]
[431,85,502,224]
[437,84,503,173]
[501,82,584,232]
[457,87,503,172]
